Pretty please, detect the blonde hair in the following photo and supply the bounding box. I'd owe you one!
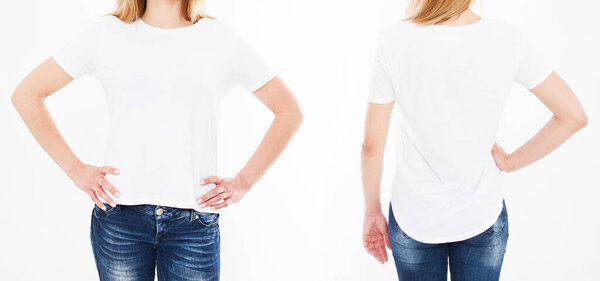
[111,0,209,23]
[405,0,473,26]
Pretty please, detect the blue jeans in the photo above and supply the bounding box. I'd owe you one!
[388,201,508,281]
[90,203,220,281]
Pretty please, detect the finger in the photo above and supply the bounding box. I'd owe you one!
[200,176,223,185]
[378,242,388,263]
[366,243,384,263]
[367,236,387,263]
[384,227,392,250]
[364,238,384,263]
[203,190,229,207]
[211,198,232,210]
[210,192,231,205]
[93,185,115,207]
[493,143,505,154]
[101,166,120,175]
[197,186,225,207]
[98,178,120,198]
[88,191,106,210]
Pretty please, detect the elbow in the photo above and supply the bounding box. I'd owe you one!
[361,139,383,158]
[286,105,303,130]
[575,112,588,129]
[557,110,588,132]
[567,110,588,131]
[11,83,37,110]
[11,84,46,112]
[295,109,304,128]
[275,105,303,131]
[11,89,24,110]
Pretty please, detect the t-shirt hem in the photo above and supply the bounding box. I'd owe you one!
[391,198,505,244]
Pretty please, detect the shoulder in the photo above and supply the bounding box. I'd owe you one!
[195,18,237,36]
[482,18,522,38]
[193,18,252,47]
[374,21,418,53]
[378,21,417,40]
[80,15,128,34]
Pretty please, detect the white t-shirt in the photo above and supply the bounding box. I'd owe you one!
[53,16,276,213]
[369,18,552,243]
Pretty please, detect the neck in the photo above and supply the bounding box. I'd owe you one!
[142,0,191,28]
[438,9,481,26]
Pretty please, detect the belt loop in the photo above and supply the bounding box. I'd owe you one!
[190,209,194,222]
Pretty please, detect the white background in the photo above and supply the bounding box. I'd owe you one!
[1,0,598,280]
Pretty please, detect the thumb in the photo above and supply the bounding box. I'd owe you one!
[383,223,391,249]
[101,166,120,175]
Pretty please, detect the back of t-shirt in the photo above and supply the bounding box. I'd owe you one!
[369,18,552,243]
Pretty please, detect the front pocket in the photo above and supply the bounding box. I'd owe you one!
[193,212,219,227]
[94,203,120,215]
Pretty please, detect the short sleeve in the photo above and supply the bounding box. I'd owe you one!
[368,35,395,104]
[231,32,276,92]
[52,17,105,79]
[515,31,553,89]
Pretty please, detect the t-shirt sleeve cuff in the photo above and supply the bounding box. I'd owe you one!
[52,55,80,79]
[523,68,553,90]
[246,70,277,93]
[367,96,395,104]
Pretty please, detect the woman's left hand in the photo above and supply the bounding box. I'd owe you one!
[491,142,512,172]
[196,176,251,210]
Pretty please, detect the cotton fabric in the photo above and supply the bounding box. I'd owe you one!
[54,16,276,212]
[369,18,552,243]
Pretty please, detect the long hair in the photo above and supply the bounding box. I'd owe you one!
[405,0,474,25]
[111,0,209,23]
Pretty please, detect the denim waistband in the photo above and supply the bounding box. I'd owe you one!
[118,204,197,221]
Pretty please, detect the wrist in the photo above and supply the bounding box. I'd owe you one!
[364,204,383,216]
[65,160,83,179]
[504,153,516,173]
[234,173,254,192]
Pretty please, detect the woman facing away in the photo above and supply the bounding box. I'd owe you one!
[361,0,587,280]
[12,0,302,280]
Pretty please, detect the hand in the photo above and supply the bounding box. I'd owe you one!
[67,162,120,210]
[491,142,512,172]
[196,176,250,210]
[363,210,391,264]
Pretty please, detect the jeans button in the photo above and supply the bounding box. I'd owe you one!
[156,208,163,215]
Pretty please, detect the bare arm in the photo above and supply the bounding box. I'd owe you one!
[361,101,394,264]
[197,76,303,209]
[492,72,588,172]
[12,58,119,210]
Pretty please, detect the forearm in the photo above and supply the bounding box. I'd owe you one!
[12,94,81,174]
[361,146,384,214]
[235,110,302,190]
[506,115,586,172]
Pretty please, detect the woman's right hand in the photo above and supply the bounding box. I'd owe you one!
[66,162,120,210]
[363,210,391,264]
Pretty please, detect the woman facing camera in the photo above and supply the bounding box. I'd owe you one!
[11,0,302,280]
[361,0,587,280]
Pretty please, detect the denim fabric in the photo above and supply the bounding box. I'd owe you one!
[388,201,508,281]
[90,203,220,281]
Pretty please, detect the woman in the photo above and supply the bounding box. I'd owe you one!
[361,0,587,280]
[11,0,302,280]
